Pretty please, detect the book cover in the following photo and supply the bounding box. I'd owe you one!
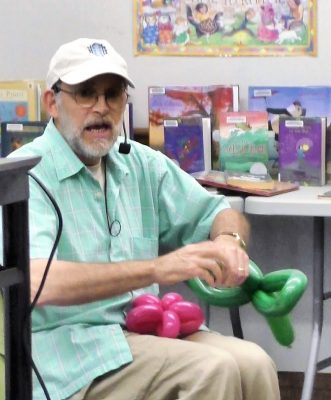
[163,117,211,174]
[248,85,331,181]
[1,121,46,157]
[148,85,239,169]
[192,170,299,197]
[224,170,274,190]
[218,111,270,172]
[278,116,326,186]
[0,80,40,124]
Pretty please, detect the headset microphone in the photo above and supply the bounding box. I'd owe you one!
[119,120,131,154]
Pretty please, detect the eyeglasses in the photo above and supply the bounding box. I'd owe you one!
[54,84,128,108]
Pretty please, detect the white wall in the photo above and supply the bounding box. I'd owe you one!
[0,1,330,128]
[1,0,330,373]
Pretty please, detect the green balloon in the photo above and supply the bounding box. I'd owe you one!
[265,315,295,347]
[186,260,308,346]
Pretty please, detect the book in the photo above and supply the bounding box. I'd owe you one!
[0,80,41,124]
[317,190,331,199]
[192,170,299,197]
[248,85,331,182]
[163,117,211,174]
[224,170,275,190]
[1,121,46,157]
[278,116,326,186]
[148,85,239,169]
[218,111,270,172]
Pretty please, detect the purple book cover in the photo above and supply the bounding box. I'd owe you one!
[278,116,326,185]
[164,120,204,174]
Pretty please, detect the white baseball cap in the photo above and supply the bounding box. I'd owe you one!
[46,38,135,89]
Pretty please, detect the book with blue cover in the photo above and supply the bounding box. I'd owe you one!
[278,116,326,186]
[163,117,211,174]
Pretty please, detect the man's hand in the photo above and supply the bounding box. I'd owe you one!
[212,234,249,287]
[152,238,249,288]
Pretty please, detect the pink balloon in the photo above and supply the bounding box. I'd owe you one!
[132,293,161,308]
[125,293,205,338]
[169,301,204,336]
[126,304,163,334]
[156,310,180,338]
[161,292,184,310]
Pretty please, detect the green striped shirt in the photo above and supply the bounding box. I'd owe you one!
[9,119,230,400]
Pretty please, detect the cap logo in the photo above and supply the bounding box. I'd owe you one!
[88,43,108,57]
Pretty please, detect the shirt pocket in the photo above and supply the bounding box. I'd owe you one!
[129,236,159,260]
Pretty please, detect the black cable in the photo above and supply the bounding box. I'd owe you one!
[23,172,63,400]
[27,173,63,312]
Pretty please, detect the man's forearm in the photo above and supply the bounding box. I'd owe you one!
[31,259,157,306]
[209,208,250,247]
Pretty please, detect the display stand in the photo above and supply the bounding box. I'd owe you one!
[0,156,40,400]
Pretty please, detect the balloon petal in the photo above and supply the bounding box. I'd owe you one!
[161,292,184,310]
[169,301,204,335]
[157,310,180,338]
[132,293,162,308]
[126,304,163,334]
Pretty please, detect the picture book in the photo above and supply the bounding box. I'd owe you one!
[248,85,331,182]
[0,80,42,124]
[192,170,299,197]
[148,85,239,169]
[1,121,46,157]
[224,170,275,190]
[317,190,331,199]
[163,117,211,174]
[218,111,270,172]
[278,116,326,186]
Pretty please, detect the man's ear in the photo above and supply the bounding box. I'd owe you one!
[43,89,59,118]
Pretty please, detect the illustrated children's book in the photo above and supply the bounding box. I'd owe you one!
[1,121,46,157]
[224,170,274,190]
[163,117,211,174]
[0,80,42,124]
[278,116,326,186]
[218,111,270,172]
[248,85,331,181]
[192,169,299,197]
[148,85,239,169]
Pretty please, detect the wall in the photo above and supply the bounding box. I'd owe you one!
[1,0,330,373]
[0,1,330,128]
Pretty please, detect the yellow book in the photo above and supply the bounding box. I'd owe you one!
[0,80,40,123]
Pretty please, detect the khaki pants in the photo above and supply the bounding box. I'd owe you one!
[70,331,280,400]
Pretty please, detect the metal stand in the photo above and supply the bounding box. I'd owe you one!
[301,217,331,400]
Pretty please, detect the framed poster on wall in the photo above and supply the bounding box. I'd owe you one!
[134,0,317,57]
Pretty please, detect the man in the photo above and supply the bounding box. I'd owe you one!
[11,38,280,400]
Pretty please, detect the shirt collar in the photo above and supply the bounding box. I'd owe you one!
[44,119,130,181]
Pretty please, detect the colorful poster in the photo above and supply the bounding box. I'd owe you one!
[134,0,316,57]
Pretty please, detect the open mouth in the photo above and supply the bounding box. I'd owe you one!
[85,122,112,139]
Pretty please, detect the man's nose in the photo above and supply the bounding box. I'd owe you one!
[92,94,109,114]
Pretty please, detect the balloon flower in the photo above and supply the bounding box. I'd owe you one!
[187,260,308,347]
[125,292,204,338]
